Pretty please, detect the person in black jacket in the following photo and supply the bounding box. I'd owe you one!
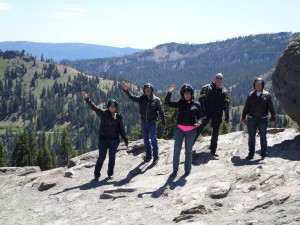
[241,78,276,160]
[165,83,203,177]
[121,81,166,164]
[194,73,230,157]
[82,91,128,181]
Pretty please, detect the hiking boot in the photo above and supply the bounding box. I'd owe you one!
[171,171,178,177]
[152,157,159,165]
[246,155,254,160]
[92,176,99,182]
[211,152,219,157]
[143,156,152,163]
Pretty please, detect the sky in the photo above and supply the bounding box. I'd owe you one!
[0,0,299,49]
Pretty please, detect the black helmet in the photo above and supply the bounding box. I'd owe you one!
[180,83,194,99]
[143,83,154,94]
[106,99,118,109]
[253,77,265,89]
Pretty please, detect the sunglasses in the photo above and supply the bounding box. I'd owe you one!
[216,77,223,80]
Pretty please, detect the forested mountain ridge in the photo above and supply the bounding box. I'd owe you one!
[0,50,140,168]
[62,32,296,100]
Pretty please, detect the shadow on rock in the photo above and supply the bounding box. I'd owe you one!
[50,177,111,195]
[192,151,217,166]
[267,135,300,161]
[231,156,264,166]
[113,161,156,187]
[137,174,187,199]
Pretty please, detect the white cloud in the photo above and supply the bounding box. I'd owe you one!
[0,2,12,12]
[49,4,88,19]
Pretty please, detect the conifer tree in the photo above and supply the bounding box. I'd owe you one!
[11,132,28,166]
[59,128,77,167]
[0,139,7,167]
[36,132,52,171]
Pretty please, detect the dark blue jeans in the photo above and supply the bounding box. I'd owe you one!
[141,119,159,159]
[247,116,268,157]
[194,113,222,153]
[173,126,196,172]
[94,138,120,178]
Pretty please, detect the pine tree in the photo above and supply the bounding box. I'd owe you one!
[11,132,28,166]
[0,138,7,167]
[27,127,37,165]
[37,132,52,171]
[59,128,77,167]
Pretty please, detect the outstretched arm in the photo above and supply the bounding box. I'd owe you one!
[81,91,104,117]
[121,81,141,103]
[165,84,179,108]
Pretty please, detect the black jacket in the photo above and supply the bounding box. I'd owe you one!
[242,90,276,121]
[199,82,229,118]
[84,98,128,145]
[124,90,166,125]
[165,92,203,126]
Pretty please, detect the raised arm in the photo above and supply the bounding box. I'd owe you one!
[165,84,179,108]
[121,81,141,102]
[81,91,104,117]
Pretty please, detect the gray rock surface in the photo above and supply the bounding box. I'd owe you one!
[273,34,300,126]
[1,129,300,225]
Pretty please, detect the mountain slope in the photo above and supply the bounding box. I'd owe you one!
[63,32,295,99]
[0,41,143,61]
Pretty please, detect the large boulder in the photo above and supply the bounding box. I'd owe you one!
[272,34,300,126]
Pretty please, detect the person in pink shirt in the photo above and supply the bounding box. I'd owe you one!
[165,83,204,177]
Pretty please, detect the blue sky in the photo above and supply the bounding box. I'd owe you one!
[0,0,299,49]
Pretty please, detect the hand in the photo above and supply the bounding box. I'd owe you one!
[169,84,176,93]
[194,122,201,127]
[81,91,88,99]
[270,121,275,127]
[241,118,246,124]
[121,81,128,91]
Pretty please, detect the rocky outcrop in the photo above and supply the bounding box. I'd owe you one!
[1,129,300,225]
[273,34,300,126]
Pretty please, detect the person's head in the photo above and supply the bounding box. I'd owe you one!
[106,99,118,113]
[253,77,264,91]
[180,83,194,100]
[215,73,223,87]
[143,83,154,97]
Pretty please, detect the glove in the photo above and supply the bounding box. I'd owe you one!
[225,114,229,123]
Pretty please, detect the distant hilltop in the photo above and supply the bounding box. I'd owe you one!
[0,41,143,61]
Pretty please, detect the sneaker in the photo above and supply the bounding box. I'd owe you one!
[211,152,219,157]
[246,155,254,160]
[143,157,152,163]
[108,176,114,180]
[171,171,178,177]
[152,157,159,165]
[92,176,99,182]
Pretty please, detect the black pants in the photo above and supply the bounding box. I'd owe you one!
[194,113,222,154]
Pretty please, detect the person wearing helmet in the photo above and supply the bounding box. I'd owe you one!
[194,73,230,157]
[121,81,166,164]
[165,83,203,177]
[81,91,128,181]
[241,77,276,160]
